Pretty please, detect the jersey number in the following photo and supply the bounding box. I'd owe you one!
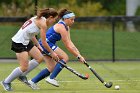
[22,20,32,29]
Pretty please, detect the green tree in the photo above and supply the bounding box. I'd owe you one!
[57,0,108,16]
[94,0,126,15]
[0,0,34,16]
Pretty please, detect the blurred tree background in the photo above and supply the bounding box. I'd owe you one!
[0,0,128,16]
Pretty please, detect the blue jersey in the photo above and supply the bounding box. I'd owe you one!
[46,21,68,44]
[39,21,68,54]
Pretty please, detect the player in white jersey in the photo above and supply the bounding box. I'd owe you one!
[1,8,59,91]
[11,16,41,45]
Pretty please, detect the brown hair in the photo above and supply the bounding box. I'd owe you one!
[37,8,58,18]
[58,8,72,19]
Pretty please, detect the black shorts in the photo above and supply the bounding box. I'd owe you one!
[11,41,34,53]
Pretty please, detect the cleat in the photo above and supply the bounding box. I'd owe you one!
[28,80,40,90]
[18,76,28,83]
[45,77,59,87]
[17,76,31,86]
[1,81,12,91]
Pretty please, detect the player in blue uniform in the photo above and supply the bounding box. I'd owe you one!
[28,8,86,89]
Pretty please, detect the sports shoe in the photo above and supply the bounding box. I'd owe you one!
[17,76,30,86]
[28,80,40,90]
[45,77,59,87]
[1,81,12,91]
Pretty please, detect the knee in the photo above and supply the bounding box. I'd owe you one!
[62,54,69,62]
[20,66,28,72]
[35,56,44,64]
[48,66,55,72]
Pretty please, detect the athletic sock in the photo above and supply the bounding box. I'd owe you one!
[50,60,65,79]
[31,68,50,83]
[4,67,23,83]
[21,59,39,76]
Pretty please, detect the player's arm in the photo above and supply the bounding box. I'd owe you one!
[31,36,43,51]
[38,20,59,61]
[67,28,85,62]
[67,28,80,54]
[56,24,85,62]
[31,36,39,46]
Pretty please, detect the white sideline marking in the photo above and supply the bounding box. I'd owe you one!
[12,79,140,84]
[110,80,140,82]
[59,80,140,82]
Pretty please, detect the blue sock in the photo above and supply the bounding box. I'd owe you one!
[50,60,65,79]
[32,68,50,83]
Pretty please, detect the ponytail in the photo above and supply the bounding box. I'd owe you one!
[37,8,58,19]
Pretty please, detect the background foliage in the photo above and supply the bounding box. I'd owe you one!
[0,0,127,16]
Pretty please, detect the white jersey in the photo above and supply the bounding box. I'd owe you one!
[12,16,46,45]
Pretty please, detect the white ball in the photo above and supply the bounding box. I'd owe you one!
[115,85,120,90]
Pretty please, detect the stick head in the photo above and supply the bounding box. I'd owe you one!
[85,73,89,79]
[81,73,89,80]
[105,82,113,88]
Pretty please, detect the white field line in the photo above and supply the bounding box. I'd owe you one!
[60,79,140,82]
[11,79,140,84]
[110,80,140,82]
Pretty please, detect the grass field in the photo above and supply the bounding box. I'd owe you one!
[0,61,140,93]
[0,24,140,60]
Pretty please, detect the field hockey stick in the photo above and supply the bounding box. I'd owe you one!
[58,61,89,80]
[83,61,113,88]
[41,51,89,80]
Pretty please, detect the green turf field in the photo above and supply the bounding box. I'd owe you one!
[0,61,139,93]
[0,24,140,60]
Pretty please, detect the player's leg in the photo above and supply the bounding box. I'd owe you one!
[21,46,44,76]
[28,56,56,89]
[31,56,56,83]
[46,47,69,87]
[1,52,28,91]
[17,43,43,87]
